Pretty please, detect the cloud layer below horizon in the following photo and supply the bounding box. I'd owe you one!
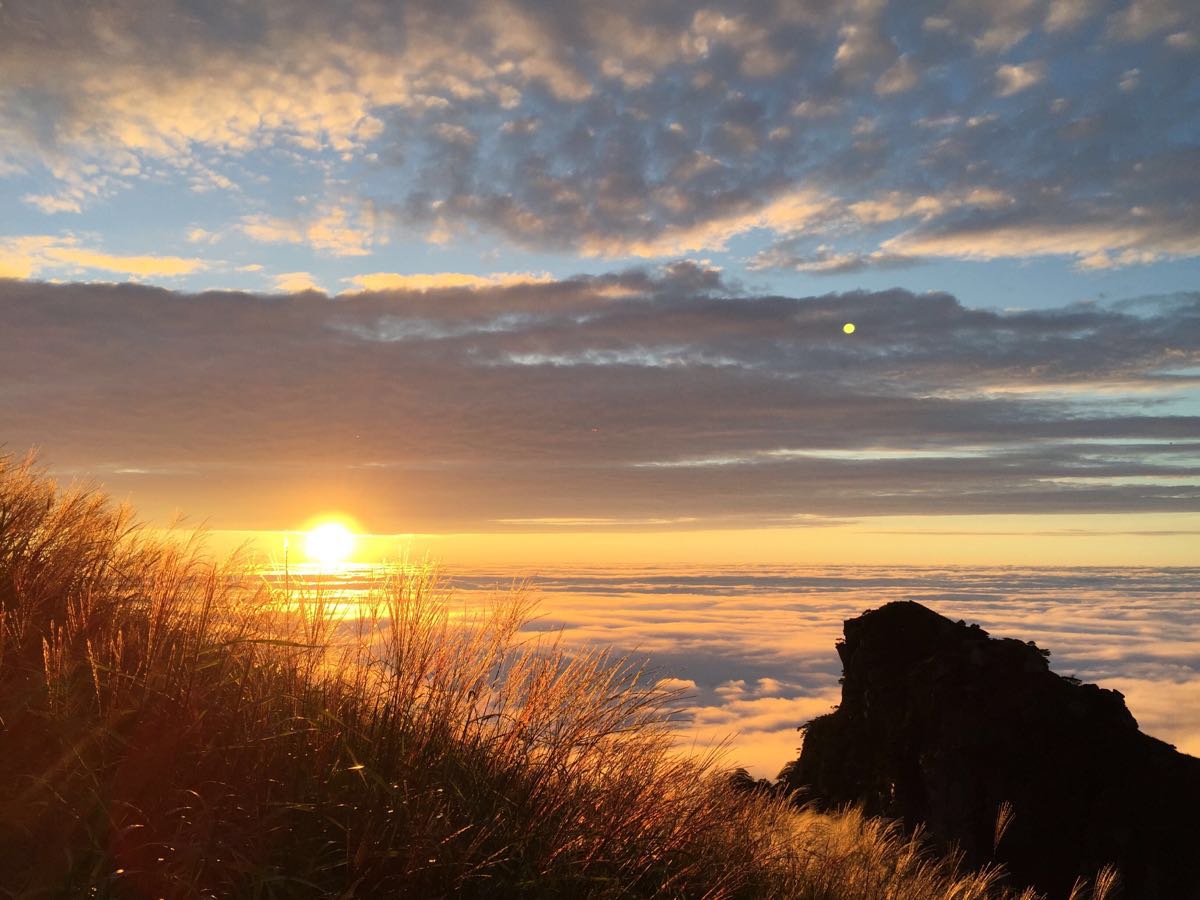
[410,565,1200,777]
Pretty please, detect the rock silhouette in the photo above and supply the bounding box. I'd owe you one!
[780,601,1200,899]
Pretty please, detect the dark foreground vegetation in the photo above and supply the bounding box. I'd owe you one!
[783,601,1200,900]
[1,454,1118,898]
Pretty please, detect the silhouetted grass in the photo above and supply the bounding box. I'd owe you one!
[0,454,1117,898]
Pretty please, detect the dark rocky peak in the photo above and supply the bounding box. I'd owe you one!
[781,601,1200,900]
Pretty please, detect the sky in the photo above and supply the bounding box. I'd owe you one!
[1,0,1199,565]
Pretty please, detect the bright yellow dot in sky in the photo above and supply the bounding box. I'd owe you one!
[305,521,356,566]
[843,322,856,334]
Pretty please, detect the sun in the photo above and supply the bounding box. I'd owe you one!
[304,521,356,566]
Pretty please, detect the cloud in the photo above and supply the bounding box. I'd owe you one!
[884,209,1200,269]
[579,190,834,258]
[0,0,1192,271]
[272,271,324,293]
[47,248,203,277]
[1119,68,1142,92]
[749,244,919,275]
[0,235,204,278]
[834,22,898,79]
[874,55,920,95]
[0,0,607,180]
[1,274,1197,532]
[916,0,1047,54]
[433,123,478,147]
[186,227,220,245]
[0,237,50,279]
[343,271,553,292]
[238,206,376,257]
[22,193,85,215]
[1108,0,1198,41]
[995,61,1047,96]
[849,188,1014,225]
[1046,0,1099,32]
[747,186,1014,273]
[655,677,698,694]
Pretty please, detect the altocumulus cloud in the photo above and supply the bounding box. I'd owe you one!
[2,268,1198,530]
[0,0,1197,270]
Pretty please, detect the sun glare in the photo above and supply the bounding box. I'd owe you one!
[304,521,356,566]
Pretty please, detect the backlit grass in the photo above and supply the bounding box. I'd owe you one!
[0,454,1117,898]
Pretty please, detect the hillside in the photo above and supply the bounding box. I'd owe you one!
[0,455,1113,898]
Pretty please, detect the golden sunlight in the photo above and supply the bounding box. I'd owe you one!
[304,521,356,566]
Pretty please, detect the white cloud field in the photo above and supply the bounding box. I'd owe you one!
[316,565,1200,778]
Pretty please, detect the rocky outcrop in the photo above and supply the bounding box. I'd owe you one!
[780,601,1200,899]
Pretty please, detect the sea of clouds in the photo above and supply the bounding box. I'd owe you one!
[437,566,1200,776]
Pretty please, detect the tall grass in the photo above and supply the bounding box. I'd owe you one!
[0,454,1111,898]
